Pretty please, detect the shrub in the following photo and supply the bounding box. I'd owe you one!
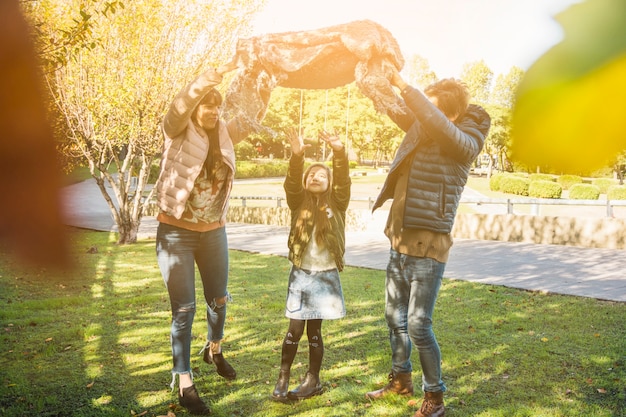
[236,160,289,178]
[568,183,600,200]
[592,178,616,194]
[489,172,508,191]
[529,180,562,199]
[558,174,583,190]
[235,141,258,161]
[529,173,556,182]
[607,185,626,200]
[500,175,530,196]
[148,160,161,183]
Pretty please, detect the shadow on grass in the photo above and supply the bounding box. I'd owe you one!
[0,229,170,416]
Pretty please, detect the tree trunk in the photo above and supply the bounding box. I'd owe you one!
[117,216,140,244]
[94,171,147,245]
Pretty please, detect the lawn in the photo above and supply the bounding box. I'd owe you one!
[0,229,624,417]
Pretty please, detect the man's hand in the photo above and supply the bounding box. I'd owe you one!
[388,66,409,92]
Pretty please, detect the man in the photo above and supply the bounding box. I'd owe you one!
[365,68,491,417]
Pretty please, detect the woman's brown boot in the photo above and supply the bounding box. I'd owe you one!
[365,371,414,399]
[203,346,236,380]
[178,384,210,415]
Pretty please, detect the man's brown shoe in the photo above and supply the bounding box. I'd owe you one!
[413,391,445,417]
[365,371,413,399]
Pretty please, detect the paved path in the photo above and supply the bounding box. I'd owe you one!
[61,179,626,303]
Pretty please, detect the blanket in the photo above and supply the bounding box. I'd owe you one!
[223,20,405,132]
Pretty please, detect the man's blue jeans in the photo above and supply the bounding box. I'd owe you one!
[156,223,229,376]
[385,249,447,393]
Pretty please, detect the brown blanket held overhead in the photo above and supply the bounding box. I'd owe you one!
[223,19,406,131]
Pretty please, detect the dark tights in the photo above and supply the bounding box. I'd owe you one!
[280,319,323,377]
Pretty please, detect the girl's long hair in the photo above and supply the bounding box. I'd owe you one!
[295,163,333,245]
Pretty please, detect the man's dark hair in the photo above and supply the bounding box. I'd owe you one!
[425,78,470,120]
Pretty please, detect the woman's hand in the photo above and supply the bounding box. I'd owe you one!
[318,130,344,151]
[286,127,308,156]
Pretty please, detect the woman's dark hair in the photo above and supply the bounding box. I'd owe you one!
[194,89,224,181]
[424,78,470,120]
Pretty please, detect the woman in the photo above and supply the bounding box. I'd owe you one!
[271,128,351,402]
[155,57,251,415]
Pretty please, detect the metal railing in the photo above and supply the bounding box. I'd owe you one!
[229,195,626,217]
[230,196,284,207]
[461,197,626,217]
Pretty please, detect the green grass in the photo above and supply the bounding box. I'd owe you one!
[1,229,624,417]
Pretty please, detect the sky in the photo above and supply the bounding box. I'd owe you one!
[250,0,583,78]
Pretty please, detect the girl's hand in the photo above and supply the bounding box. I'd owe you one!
[286,127,308,156]
[318,130,344,151]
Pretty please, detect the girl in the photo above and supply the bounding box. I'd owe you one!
[271,128,351,401]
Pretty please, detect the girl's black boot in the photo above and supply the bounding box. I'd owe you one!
[271,369,290,402]
[287,371,323,400]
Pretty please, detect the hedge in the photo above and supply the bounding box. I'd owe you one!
[557,174,583,190]
[607,185,626,200]
[592,178,616,194]
[529,173,556,182]
[236,160,288,178]
[500,175,530,196]
[568,183,600,200]
[489,172,508,192]
[529,180,562,198]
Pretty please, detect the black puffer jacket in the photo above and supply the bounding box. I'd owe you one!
[372,86,491,233]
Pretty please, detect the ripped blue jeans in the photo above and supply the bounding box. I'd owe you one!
[385,249,447,393]
[156,223,229,376]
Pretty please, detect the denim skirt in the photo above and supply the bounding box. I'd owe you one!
[285,266,346,320]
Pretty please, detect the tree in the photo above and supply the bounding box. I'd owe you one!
[482,105,512,175]
[250,84,403,165]
[403,54,438,89]
[490,66,524,110]
[460,60,493,105]
[245,87,302,159]
[34,0,264,244]
[475,66,524,176]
